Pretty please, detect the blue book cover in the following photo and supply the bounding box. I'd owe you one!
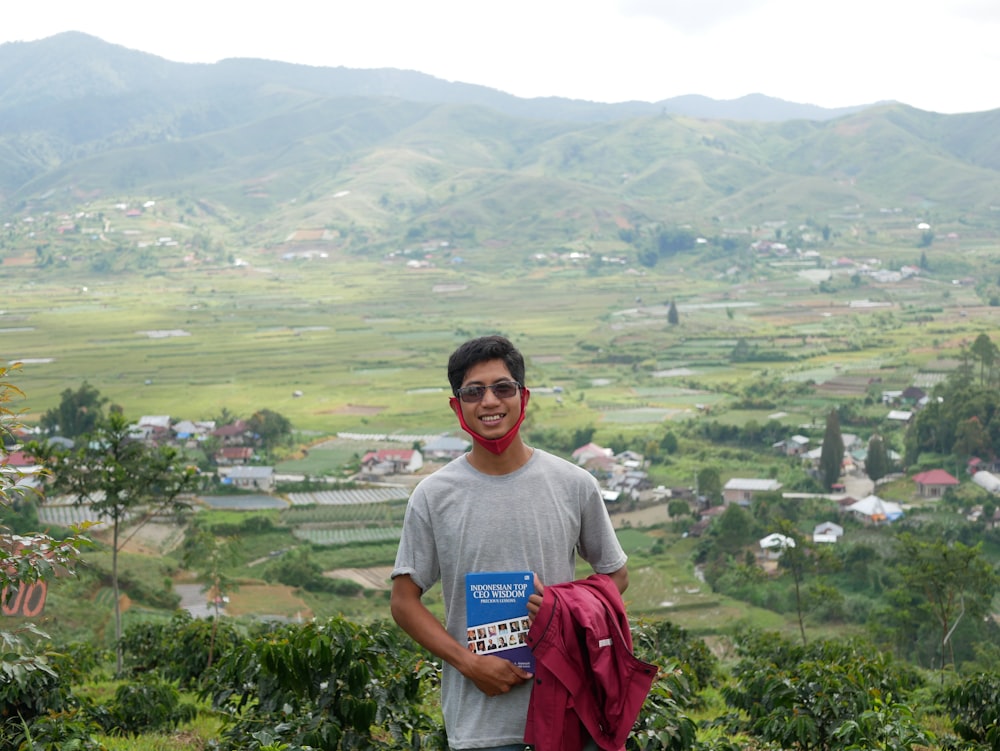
[464,570,535,672]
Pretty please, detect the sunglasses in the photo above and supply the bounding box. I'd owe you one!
[455,380,522,403]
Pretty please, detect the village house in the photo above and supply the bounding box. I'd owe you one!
[571,442,613,465]
[845,495,903,525]
[1,449,44,493]
[900,386,927,407]
[886,409,913,424]
[212,419,254,447]
[220,466,275,492]
[606,468,652,502]
[722,478,782,507]
[172,419,215,441]
[214,446,255,466]
[812,521,844,544]
[422,435,470,460]
[360,448,423,476]
[772,435,810,457]
[911,469,959,499]
[132,415,173,444]
[968,456,1000,475]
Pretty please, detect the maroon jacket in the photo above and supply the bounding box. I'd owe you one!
[524,574,657,751]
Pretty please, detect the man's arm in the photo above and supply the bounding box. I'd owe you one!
[607,564,629,595]
[390,574,532,696]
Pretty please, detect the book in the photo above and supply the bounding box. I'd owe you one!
[464,570,535,673]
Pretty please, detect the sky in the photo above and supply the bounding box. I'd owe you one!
[4,0,999,115]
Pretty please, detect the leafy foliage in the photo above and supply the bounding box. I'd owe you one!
[203,616,446,751]
[119,612,244,689]
[39,381,108,439]
[1,367,94,743]
[939,672,1000,749]
[721,631,926,751]
[28,409,199,672]
[632,619,718,702]
[87,677,197,736]
[890,533,999,670]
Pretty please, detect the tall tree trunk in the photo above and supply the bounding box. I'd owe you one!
[794,574,807,646]
[113,515,123,674]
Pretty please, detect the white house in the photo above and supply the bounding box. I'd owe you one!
[812,521,844,543]
[759,533,796,560]
[773,435,810,456]
[846,495,903,525]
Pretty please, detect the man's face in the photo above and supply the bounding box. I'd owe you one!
[457,359,522,438]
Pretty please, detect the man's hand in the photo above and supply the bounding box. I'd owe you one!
[527,573,544,623]
[462,654,533,696]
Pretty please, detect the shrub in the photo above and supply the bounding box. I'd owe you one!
[90,677,197,736]
[9,707,106,751]
[119,611,243,688]
[939,672,1000,749]
[203,616,446,751]
[722,631,926,751]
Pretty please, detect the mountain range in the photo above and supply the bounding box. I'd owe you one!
[2,31,999,254]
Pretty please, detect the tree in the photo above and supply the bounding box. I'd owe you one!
[181,526,240,668]
[659,430,678,455]
[952,416,992,462]
[667,300,679,325]
[773,520,840,646]
[667,499,692,519]
[39,381,107,438]
[894,533,999,671]
[968,332,998,387]
[819,409,845,490]
[712,504,759,555]
[696,467,722,505]
[1,368,91,734]
[248,408,292,453]
[866,433,890,483]
[29,412,198,673]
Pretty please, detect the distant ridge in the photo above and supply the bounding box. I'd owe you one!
[1,30,999,252]
[0,31,877,124]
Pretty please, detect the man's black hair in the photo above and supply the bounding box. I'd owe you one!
[448,335,526,394]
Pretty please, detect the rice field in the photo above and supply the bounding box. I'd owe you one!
[292,526,404,545]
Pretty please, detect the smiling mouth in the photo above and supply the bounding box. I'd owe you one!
[480,413,505,425]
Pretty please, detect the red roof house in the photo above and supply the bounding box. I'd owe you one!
[360,449,423,474]
[912,469,959,499]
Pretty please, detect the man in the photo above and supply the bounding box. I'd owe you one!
[391,335,628,751]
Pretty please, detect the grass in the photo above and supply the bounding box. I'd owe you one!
[225,583,312,619]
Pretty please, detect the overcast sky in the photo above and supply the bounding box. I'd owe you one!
[4,0,998,114]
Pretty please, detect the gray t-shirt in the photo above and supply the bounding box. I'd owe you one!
[392,448,627,750]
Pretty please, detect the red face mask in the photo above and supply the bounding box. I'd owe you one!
[449,388,531,455]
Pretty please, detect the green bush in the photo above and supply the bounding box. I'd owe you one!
[721,631,926,751]
[203,616,446,751]
[10,707,106,751]
[939,672,1000,749]
[90,678,197,736]
[119,611,243,688]
[0,647,73,732]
